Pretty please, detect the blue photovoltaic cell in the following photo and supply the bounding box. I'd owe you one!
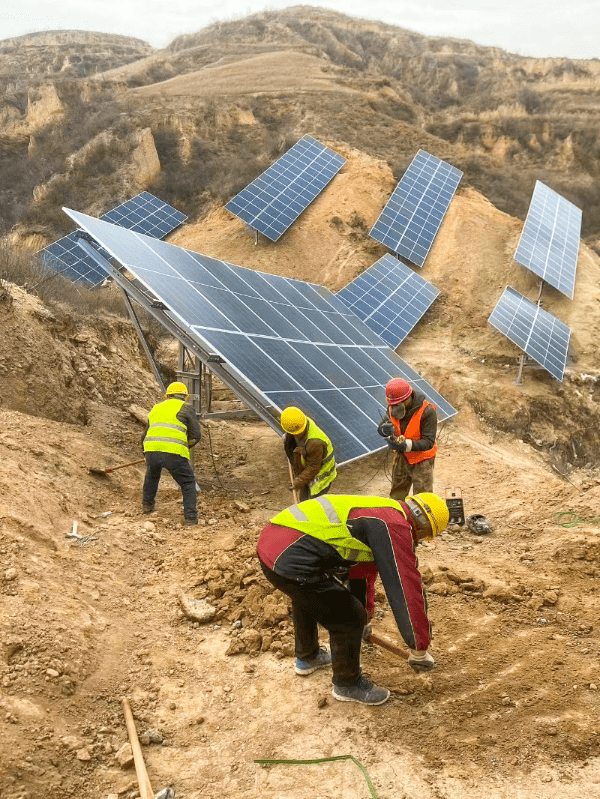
[39,192,187,286]
[514,181,582,299]
[370,150,463,266]
[336,253,440,349]
[488,287,570,381]
[64,208,457,465]
[225,136,346,242]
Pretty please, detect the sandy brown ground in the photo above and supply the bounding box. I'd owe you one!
[1,398,600,799]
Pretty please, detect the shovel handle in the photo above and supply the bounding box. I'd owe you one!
[122,698,154,799]
[287,460,299,505]
[103,458,146,474]
[367,633,409,660]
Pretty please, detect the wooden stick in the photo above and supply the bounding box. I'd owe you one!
[287,460,299,505]
[89,458,146,475]
[367,632,409,661]
[122,698,154,799]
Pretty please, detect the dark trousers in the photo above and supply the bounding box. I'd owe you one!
[259,561,366,686]
[298,483,331,503]
[143,451,197,521]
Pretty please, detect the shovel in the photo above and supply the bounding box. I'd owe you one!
[89,458,145,476]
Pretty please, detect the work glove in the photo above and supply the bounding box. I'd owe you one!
[385,435,413,453]
[377,419,395,438]
[408,649,435,673]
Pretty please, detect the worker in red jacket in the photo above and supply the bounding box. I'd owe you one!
[256,493,449,706]
[378,378,438,501]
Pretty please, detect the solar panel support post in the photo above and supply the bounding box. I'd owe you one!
[515,353,526,386]
[254,229,258,246]
[120,288,166,394]
[176,343,202,414]
[73,238,282,434]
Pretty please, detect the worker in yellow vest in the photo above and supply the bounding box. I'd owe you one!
[377,378,438,501]
[281,407,337,502]
[141,382,201,526]
[257,493,449,705]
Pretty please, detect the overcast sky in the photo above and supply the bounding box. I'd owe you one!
[2,1,597,60]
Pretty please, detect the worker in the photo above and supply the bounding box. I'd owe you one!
[256,493,449,705]
[141,382,201,526]
[377,378,438,501]
[281,407,337,502]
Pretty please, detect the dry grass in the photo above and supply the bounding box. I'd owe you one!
[132,50,357,97]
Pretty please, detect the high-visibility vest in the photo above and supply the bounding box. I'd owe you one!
[143,399,190,459]
[270,495,407,563]
[300,419,337,497]
[391,400,437,465]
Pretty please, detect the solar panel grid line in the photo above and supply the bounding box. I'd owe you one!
[225,135,346,241]
[64,209,457,463]
[514,181,582,298]
[488,286,570,381]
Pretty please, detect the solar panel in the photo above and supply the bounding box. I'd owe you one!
[225,136,346,242]
[64,208,457,465]
[370,150,462,266]
[336,254,440,349]
[514,181,582,299]
[488,287,570,381]
[39,192,188,286]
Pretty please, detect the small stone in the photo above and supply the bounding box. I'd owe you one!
[46,669,60,678]
[115,742,134,768]
[86,376,96,386]
[76,747,91,761]
[139,728,163,746]
[233,500,250,513]
[501,697,511,706]
[317,696,328,708]
[5,568,17,581]
[590,683,598,691]
[143,521,155,531]
[208,519,218,526]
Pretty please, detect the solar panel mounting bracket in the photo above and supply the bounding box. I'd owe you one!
[73,237,285,432]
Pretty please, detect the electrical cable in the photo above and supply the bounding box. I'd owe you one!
[204,422,228,494]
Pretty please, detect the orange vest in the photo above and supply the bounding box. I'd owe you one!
[390,400,437,464]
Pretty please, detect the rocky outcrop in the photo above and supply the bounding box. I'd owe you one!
[26,83,63,130]
[131,127,161,187]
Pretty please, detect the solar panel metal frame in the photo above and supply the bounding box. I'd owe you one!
[225,135,346,242]
[514,181,582,299]
[66,208,457,466]
[336,253,440,349]
[39,192,188,286]
[488,286,570,381]
[369,150,463,266]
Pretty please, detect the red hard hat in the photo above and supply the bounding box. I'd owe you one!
[385,378,412,405]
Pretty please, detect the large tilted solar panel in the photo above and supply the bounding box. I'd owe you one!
[65,209,457,465]
[488,287,570,381]
[514,181,582,299]
[336,254,440,349]
[370,150,463,266]
[39,193,188,286]
[225,136,346,242]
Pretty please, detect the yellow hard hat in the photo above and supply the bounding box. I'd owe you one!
[165,381,189,397]
[281,406,307,435]
[407,492,449,537]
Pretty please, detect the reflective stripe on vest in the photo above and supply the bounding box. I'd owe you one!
[143,399,190,459]
[300,419,337,496]
[270,495,407,563]
[391,400,437,465]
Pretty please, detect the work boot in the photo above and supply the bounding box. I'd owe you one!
[184,518,197,528]
[294,647,331,676]
[332,676,390,705]
[142,502,155,514]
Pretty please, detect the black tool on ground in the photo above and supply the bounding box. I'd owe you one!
[445,487,465,526]
[466,514,492,535]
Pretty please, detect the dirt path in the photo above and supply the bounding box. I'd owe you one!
[1,409,600,799]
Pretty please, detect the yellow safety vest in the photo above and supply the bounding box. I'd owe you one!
[301,419,337,497]
[143,399,190,459]
[270,495,407,563]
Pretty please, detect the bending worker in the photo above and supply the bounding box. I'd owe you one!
[378,378,438,501]
[281,407,336,502]
[257,493,449,705]
[141,381,201,526]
